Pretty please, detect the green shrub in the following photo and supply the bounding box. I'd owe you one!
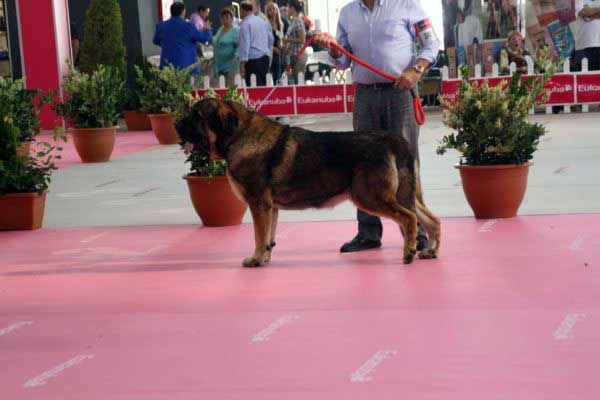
[79,0,126,77]
[0,77,52,142]
[56,65,124,129]
[0,102,66,195]
[136,64,195,120]
[437,52,559,165]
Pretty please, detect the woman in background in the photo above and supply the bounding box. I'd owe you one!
[284,0,307,84]
[499,30,531,75]
[213,7,240,86]
[266,2,284,82]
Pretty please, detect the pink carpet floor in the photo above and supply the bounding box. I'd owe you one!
[0,215,599,399]
[33,130,160,168]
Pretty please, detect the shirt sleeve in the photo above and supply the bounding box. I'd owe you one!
[189,23,212,44]
[153,23,162,46]
[190,13,203,31]
[407,0,441,65]
[330,9,352,70]
[238,23,251,62]
[267,22,274,50]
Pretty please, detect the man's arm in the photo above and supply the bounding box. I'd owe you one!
[579,5,600,18]
[267,24,275,53]
[153,23,162,46]
[238,22,251,72]
[190,23,213,44]
[395,0,441,89]
[312,9,352,70]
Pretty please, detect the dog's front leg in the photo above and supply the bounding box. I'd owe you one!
[243,203,273,268]
[266,208,279,261]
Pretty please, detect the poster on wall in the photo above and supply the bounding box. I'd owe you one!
[442,0,518,77]
[525,0,576,62]
[159,0,175,22]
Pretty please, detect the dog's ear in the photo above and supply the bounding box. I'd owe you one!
[216,102,239,133]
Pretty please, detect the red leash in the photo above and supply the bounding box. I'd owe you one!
[287,37,426,126]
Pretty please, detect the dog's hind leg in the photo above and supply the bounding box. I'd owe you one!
[413,161,441,259]
[243,198,274,268]
[415,201,441,259]
[351,165,418,264]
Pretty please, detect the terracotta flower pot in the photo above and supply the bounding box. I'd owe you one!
[183,175,247,227]
[71,126,117,163]
[456,162,532,219]
[0,190,48,230]
[148,114,180,145]
[124,110,152,131]
[18,141,33,157]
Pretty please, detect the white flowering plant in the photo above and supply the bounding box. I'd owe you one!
[438,52,558,165]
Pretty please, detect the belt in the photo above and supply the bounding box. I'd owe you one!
[356,82,396,89]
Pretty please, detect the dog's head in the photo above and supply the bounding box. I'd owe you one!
[176,98,240,157]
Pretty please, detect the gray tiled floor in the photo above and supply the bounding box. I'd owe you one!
[43,111,600,228]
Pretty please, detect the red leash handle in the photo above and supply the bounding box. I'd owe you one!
[329,42,426,126]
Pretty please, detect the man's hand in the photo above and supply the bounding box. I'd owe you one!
[312,32,342,58]
[240,62,246,77]
[204,20,212,30]
[395,69,422,90]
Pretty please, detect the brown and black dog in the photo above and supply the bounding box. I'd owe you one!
[176,98,441,267]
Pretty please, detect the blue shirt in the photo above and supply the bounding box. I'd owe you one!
[332,0,440,84]
[237,14,274,62]
[153,17,213,74]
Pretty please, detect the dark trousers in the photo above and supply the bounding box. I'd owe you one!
[353,84,427,241]
[244,55,270,87]
[271,53,282,82]
[576,47,600,71]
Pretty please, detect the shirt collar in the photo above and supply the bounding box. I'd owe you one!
[357,0,385,10]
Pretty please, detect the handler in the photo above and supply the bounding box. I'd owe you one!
[312,0,440,253]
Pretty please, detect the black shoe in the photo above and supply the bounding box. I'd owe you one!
[416,234,428,251]
[340,236,382,253]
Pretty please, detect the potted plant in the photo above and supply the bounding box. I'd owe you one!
[55,65,124,163]
[122,58,152,131]
[181,87,248,226]
[136,64,194,145]
[437,55,557,219]
[0,102,66,230]
[0,77,51,157]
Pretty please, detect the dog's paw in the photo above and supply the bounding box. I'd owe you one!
[418,249,438,259]
[403,248,417,264]
[242,256,268,268]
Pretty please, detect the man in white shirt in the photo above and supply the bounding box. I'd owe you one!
[575,0,600,70]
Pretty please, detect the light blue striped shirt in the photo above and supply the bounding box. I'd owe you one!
[238,14,274,62]
[332,0,440,84]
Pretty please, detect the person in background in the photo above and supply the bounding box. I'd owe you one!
[499,30,531,74]
[266,2,285,82]
[213,7,240,86]
[70,24,81,68]
[279,5,291,75]
[249,0,269,24]
[153,2,213,75]
[575,0,600,71]
[280,5,290,34]
[312,0,440,253]
[238,1,274,86]
[190,5,212,32]
[189,5,213,60]
[285,0,307,84]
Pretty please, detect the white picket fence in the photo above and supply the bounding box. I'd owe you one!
[441,58,600,114]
